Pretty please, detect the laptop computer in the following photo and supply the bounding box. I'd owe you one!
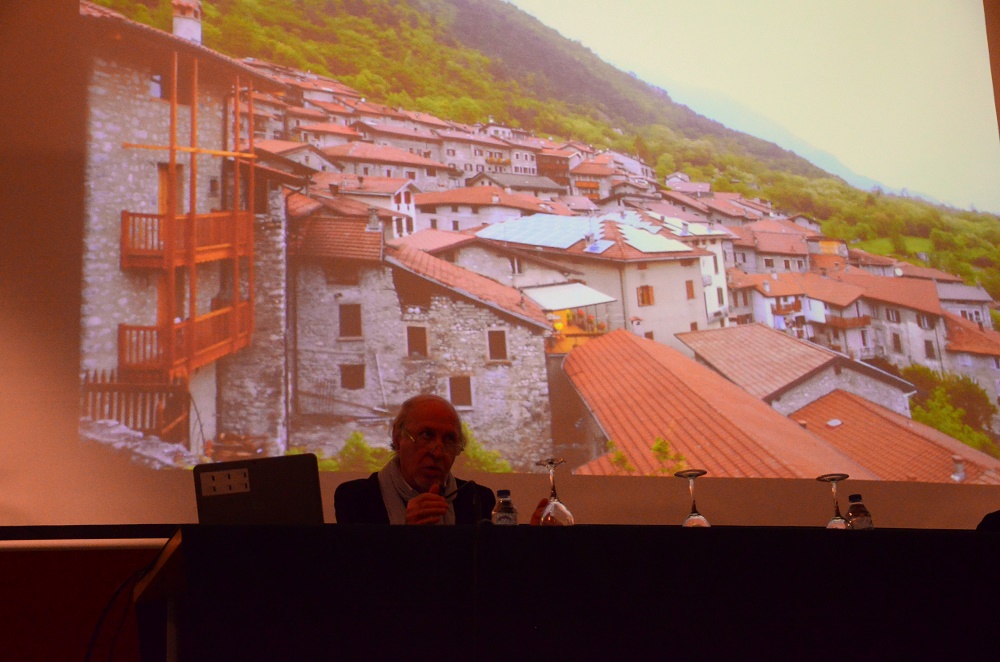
[193,453,325,525]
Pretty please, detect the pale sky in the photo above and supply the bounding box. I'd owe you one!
[507,0,1000,214]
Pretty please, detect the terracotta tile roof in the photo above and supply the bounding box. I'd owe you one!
[737,226,810,256]
[415,186,572,215]
[254,139,314,155]
[467,172,565,192]
[747,218,821,237]
[294,217,383,262]
[566,330,875,478]
[285,189,324,218]
[311,171,413,195]
[391,229,476,253]
[827,269,943,315]
[322,142,448,168]
[725,269,864,307]
[285,188,395,221]
[80,1,285,91]
[540,148,576,158]
[809,253,850,273]
[300,122,361,137]
[702,196,761,220]
[556,196,600,213]
[943,311,1000,357]
[893,262,964,283]
[398,110,453,129]
[570,161,616,177]
[434,129,510,147]
[660,190,712,214]
[286,106,329,120]
[385,245,550,329]
[791,390,1000,484]
[848,248,897,267]
[308,100,354,115]
[351,121,442,142]
[643,202,710,225]
[676,324,839,399]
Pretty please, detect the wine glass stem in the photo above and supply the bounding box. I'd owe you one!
[549,465,558,500]
[831,480,841,519]
[689,476,697,515]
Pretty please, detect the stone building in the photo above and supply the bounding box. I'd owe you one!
[290,219,554,468]
[79,1,285,454]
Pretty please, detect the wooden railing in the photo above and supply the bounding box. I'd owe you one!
[771,300,802,315]
[80,369,189,446]
[824,314,871,330]
[118,301,252,376]
[121,210,253,268]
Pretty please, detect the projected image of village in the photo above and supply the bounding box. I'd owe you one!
[78,0,1000,484]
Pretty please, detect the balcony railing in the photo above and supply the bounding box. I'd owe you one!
[121,210,253,269]
[823,314,871,330]
[118,301,252,377]
[771,300,802,315]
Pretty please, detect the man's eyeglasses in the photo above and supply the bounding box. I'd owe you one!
[402,428,464,456]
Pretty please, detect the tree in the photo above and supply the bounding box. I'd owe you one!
[605,440,636,474]
[942,374,998,432]
[912,388,997,455]
[900,364,941,408]
[650,437,686,474]
[452,424,513,473]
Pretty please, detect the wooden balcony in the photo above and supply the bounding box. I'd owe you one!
[823,314,871,330]
[121,209,253,269]
[118,301,253,377]
[771,300,802,316]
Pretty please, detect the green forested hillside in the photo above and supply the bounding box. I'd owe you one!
[93,0,1000,298]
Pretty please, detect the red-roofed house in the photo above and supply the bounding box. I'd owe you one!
[942,312,1000,432]
[311,172,420,240]
[560,330,875,478]
[322,141,454,192]
[676,324,914,417]
[791,390,1000,483]
[350,121,442,160]
[254,139,339,173]
[297,122,361,149]
[289,224,553,467]
[569,160,616,200]
[415,186,571,232]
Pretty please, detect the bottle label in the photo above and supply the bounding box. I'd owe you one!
[493,512,517,525]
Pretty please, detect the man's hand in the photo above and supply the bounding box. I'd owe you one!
[405,483,449,525]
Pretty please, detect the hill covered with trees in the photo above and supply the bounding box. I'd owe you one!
[95,0,1000,298]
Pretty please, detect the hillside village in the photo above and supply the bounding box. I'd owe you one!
[78,1,1000,483]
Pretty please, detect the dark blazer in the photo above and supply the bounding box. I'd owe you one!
[334,472,496,524]
[977,509,1000,531]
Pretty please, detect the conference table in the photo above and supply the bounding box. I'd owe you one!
[131,524,999,661]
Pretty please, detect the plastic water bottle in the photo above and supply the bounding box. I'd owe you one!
[491,489,518,525]
[845,494,873,530]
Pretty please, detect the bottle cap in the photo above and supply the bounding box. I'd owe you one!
[497,489,510,498]
[848,494,862,502]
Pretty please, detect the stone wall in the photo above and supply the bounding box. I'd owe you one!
[291,261,552,468]
[216,189,289,454]
[769,364,912,418]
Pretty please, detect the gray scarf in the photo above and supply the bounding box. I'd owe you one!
[377,456,457,525]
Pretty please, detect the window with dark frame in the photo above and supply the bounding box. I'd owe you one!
[717,288,724,306]
[925,339,936,359]
[892,332,903,353]
[887,308,901,323]
[685,280,695,300]
[407,326,428,357]
[449,375,472,407]
[340,364,365,390]
[487,329,508,361]
[339,304,362,337]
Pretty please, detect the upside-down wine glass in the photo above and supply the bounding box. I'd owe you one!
[816,473,849,529]
[536,458,575,526]
[674,468,710,527]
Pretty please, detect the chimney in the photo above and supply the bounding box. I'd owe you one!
[491,194,500,204]
[172,0,203,44]
[762,280,771,294]
[366,206,380,233]
[950,455,966,483]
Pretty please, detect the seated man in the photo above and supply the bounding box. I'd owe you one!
[334,394,495,524]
